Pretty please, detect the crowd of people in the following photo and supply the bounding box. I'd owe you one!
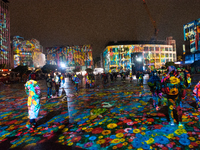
[23,67,199,130]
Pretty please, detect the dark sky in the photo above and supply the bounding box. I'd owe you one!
[9,0,200,58]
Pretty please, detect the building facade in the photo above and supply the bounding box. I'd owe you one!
[46,45,93,71]
[12,36,45,68]
[183,18,200,54]
[103,41,176,73]
[0,0,10,68]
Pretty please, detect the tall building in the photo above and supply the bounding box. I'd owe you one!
[103,40,176,73]
[46,45,93,71]
[0,0,10,68]
[183,18,200,54]
[12,36,45,68]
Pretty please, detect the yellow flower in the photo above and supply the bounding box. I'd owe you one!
[82,127,87,130]
[102,130,111,135]
[146,138,154,144]
[68,142,73,146]
[107,123,117,129]
[169,105,173,110]
[137,148,143,150]
[111,139,120,144]
[112,146,118,149]
[167,133,174,139]
[170,76,180,84]
[96,139,106,144]
[120,138,125,142]
[129,113,135,117]
[116,133,124,138]
[123,142,128,146]
[141,127,146,130]
[85,128,93,132]
[99,122,103,125]
[98,136,103,139]
[189,145,194,148]
[141,132,146,135]
[128,146,132,149]
[196,141,200,144]
[133,129,141,133]
[135,118,139,121]
[189,137,195,141]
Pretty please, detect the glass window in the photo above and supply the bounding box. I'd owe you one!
[173,54,175,58]
[156,53,160,57]
[169,48,172,51]
[150,47,154,51]
[155,47,159,51]
[160,47,164,51]
[165,53,168,57]
[156,59,160,63]
[166,59,169,62]
[144,53,148,58]
[170,53,172,57]
[144,47,148,51]
[165,47,168,51]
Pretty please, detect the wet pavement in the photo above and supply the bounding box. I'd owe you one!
[0,75,200,150]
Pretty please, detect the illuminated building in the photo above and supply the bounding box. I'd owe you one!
[183,18,200,54]
[103,40,176,73]
[0,0,10,68]
[46,45,93,71]
[12,36,45,68]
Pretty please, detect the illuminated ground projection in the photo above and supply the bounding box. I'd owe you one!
[0,78,200,150]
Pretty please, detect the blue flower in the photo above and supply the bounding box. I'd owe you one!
[179,138,190,146]
[89,136,97,141]
[128,130,133,133]
[110,135,116,139]
[145,131,152,135]
[84,135,90,138]
[132,138,142,148]
[178,134,188,139]
[154,136,169,144]
[90,147,98,150]
[142,143,150,149]
[135,133,143,138]
[141,136,149,141]
[161,127,174,134]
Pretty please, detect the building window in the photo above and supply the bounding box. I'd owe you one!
[169,47,172,51]
[165,47,168,51]
[160,47,164,51]
[165,53,168,57]
[144,47,148,51]
[173,54,175,59]
[155,47,159,51]
[170,53,172,57]
[156,53,160,57]
[150,47,154,51]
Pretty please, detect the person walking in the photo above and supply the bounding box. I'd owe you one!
[161,66,186,126]
[46,74,52,98]
[25,74,41,129]
[73,75,79,92]
[54,73,60,97]
[136,71,140,84]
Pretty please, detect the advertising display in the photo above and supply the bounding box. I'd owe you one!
[185,54,194,64]
[46,45,93,69]
[183,18,200,53]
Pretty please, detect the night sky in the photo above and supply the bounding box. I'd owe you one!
[9,0,200,58]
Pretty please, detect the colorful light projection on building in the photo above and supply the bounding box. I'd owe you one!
[0,2,10,68]
[12,36,42,67]
[103,44,175,72]
[46,45,93,69]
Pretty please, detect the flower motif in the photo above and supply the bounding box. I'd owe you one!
[84,142,93,148]
[102,130,111,135]
[111,139,120,144]
[116,133,124,138]
[133,129,141,133]
[170,76,180,84]
[179,138,191,146]
[92,127,104,134]
[107,123,117,129]
[154,136,169,144]
[96,139,106,144]
[142,143,150,149]
[132,138,142,148]
[169,105,173,110]
[89,136,97,141]
[146,138,154,144]
[161,127,174,134]
[71,136,81,142]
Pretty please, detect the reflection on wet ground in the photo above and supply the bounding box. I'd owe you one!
[0,76,200,150]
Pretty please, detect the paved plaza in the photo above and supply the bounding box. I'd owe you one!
[0,76,200,150]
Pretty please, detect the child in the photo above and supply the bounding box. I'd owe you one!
[193,81,200,111]
[25,74,41,129]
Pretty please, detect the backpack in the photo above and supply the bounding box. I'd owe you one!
[163,76,181,96]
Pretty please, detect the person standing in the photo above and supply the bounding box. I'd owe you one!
[54,73,60,97]
[161,66,186,126]
[73,75,79,92]
[193,81,200,111]
[25,74,41,129]
[136,71,140,84]
[46,74,52,98]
